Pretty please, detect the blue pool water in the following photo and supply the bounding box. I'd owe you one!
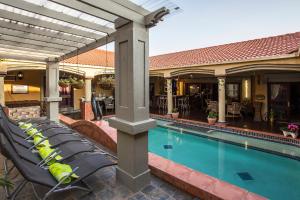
[148,126,300,200]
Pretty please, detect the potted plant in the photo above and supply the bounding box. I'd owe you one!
[207,111,218,125]
[281,123,299,139]
[171,108,179,119]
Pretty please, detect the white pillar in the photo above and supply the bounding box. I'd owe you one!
[218,77,226,123]
[167,78,173,114]
[44,60,62,122]
[109,21,155,191]
[84,77,92,102]
[0,75,5,106]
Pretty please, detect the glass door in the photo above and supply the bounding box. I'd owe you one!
[268,83,290,121]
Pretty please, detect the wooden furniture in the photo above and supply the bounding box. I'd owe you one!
[227,102,242,118]
[158,96,167,114]
[253,101,263,122]
[103,97,115,114]
[207,100,218,113]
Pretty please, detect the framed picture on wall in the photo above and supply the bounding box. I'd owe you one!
[11,84,29,94]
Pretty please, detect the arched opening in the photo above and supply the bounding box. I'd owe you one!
[225,65,300,132]
[150,70,217,121]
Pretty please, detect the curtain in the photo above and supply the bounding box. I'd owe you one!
[271,84,281,100]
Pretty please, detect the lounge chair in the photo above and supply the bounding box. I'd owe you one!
[0,112,83,149]
[1,128,96,165]
[1,134,116,200]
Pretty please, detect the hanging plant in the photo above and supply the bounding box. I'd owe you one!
[58,78,70,88]
[73,79,85,89]
[97,75,114,90]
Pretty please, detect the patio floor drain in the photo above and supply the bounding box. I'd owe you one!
[237,172,254,181]
[163,144,173,149]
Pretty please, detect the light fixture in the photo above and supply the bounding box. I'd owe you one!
[242,78,251,100]
[17,71,23,80]
[245,79,249,98]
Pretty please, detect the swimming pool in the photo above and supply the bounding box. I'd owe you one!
[148,124,300,200]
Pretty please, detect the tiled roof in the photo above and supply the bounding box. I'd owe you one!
[66,32,300,70]
[150,32,300,70]
[65,49,114,67]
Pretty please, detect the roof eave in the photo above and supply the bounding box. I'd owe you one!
[149,53,299,71]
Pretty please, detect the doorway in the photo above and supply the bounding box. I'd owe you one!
[268,82,300,121]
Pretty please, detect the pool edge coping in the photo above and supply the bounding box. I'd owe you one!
[151,114,300,147]
[59,114,267,200]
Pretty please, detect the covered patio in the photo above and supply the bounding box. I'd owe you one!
[0,0,185,198]
[149,32,300,135]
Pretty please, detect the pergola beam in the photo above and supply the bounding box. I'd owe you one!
[0,10,102,39]
[0,0,115,34]
[0,20,91,44]
[80,0,148,24]
[60,32,116,60]
[50,0,148,24]
[0,39,67,54]
[49,0,118,23]
[0,34,76,51]
[0,44,62,56]
[0,28,83,48]
[0,53,47,62]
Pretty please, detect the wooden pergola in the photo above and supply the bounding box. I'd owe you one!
[0,0,175,61]
[0,0,179,191]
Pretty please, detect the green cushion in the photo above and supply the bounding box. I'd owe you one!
[38,147,63,165]
[33,135,51,149]
[26,128,42,137]
[48,163,79,184]
[19,122,32,130]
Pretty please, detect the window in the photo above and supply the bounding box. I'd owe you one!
[226,83,240,100]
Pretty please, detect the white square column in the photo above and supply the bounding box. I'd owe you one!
[44,61,62,122]
[109,21,155,191]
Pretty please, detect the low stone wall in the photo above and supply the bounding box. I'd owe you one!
[59,114,117,153]
[8,105,40,120]
[71,120,117,153]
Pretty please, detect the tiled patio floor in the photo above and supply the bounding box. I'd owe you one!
[0,148,198,200]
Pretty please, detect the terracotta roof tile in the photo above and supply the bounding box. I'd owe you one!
[66,32,300,70]
[65,49,114,67]
[150,32,300,69]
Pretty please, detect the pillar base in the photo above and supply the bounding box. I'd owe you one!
[80,101,94,121]
[46,101,60,122]
[117,166,150,192]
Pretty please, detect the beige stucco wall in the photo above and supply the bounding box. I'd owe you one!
[4,70,44,103]
[73,88,84,110]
